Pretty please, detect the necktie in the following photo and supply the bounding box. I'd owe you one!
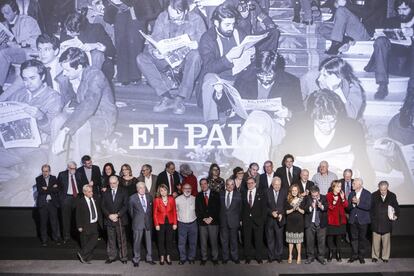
[288,169,293,186]
[248,190,253,208]
[112,189,116,201]
[226,192,230,209]
[314,201,320,226]
[45,67,53,88]
[169,174,174,195]
[71,174,78,198]
[90,198,97,220]
[141,195,147,212]
[274,191,279,205]
[346,182,350,197]
[204,192,209,206]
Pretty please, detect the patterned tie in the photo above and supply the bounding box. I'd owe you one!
[90,198,97,220]
[248,190,253,208]
[204,192,209,206]
[169,174,174,195]
[112,189,116,201]
[346,182,351,197]
[71,174,78,198]
[288,169,293,186]
[314,200,320,226]
[141,195,147,212]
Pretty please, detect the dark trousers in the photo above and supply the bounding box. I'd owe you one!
[265,221,284,261]
[79,224,99,261]
[114,10,145,83]
[157,222,174,256]
[365,36,414,88]
[305,224,326,259]
[350,222,369,259]
[243,220,264,261]
[256,28,280,52]
[199,224,219,261]
[220,225,239,261]
[106,224,128,261]
[327,234,342,252]
[177,221,198,261]
[39,203,61,243]
[61,195,76,240]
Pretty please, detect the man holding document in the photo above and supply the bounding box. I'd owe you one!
[199,3,268,125]
[136,0,206,115]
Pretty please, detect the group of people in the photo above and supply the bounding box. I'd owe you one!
[36,153,400,267]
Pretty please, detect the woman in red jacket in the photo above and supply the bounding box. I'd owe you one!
[326,180,348,262]
[153,184,177,265]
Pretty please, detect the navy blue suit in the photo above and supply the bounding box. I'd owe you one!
[347,188,371,259]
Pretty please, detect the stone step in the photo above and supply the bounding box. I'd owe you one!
[357,72,408,95]
[342,55,370,72]
[326,40,374,56]
[269,7,331,21]
[364,100,402,118]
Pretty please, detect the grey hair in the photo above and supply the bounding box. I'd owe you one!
[82,184,91,193]
[271,176,282,185]
[67,161,77,168]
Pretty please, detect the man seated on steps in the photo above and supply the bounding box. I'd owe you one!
[364,0,414,100]
[319,0,387,55]
[136,0,206,115]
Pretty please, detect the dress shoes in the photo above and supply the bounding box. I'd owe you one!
[41,242,47,247]
[317,257,327,265]
[256,259,263,264]
[233,260,240,264]
[212,260,219,265]
[121,260,127,264]
[305,258,314,264]
[359,258,365,264]
[245,259,251,264]
[146,260,156,265]
[132,261,139,267]
[348,257,357,263]
[166,260,172,265]
[372,258,378,263]
[267,258,273,264]
[160,260,165,265]
[105,259,115,264]
[222,260,228,264]
[276,259,283,263]
[383,259,389,263]
[200,260,207,265]
[336,251,342,262]
[178,260,186,265]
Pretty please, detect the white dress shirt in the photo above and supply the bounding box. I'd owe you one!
[247,188,257,206]
[85,197,98,223]
[225,190,233,208]
[286,167,293,186]
[67,173,78,195]
[267,173,273,188]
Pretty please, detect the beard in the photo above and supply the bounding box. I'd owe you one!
[217,27,233,38]
[400,12,414,23]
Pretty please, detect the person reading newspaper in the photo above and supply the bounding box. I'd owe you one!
[0,0,41,95]
[211,51,303,166]
[199,3,268,125]
[365,0,414,100]
[136,0,206,115]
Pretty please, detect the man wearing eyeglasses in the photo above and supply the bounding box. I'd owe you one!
[57,161,83,243]
[137,164,158,198]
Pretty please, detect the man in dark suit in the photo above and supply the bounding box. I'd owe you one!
[77,155,102,197]
[275,154,301,191]
[259,160,276,192]
[156,161,181,197]
[57,161,82,243]
[339,168,354,199]
[304,185,328,265]
[36,164,61,246]
[76,184,102,263]
[298,169,315,197]
[347,178,371,264]
[242,176,267,264]
[137,164,157,198]
[129,182,155,267]
[195,178,220,265]
[101,175,129,264]
[243,162,261,190]
[265,176,287,263]
[220,178,242,264]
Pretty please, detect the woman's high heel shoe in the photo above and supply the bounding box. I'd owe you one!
[288,256,293,264]
[166,256,172,265]
[160,256,165,265]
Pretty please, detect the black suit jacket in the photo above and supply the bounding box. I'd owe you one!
[101,187,129,226]
[304,194,328,228]
[156,171,181,195]
[76,196,102,234]
[219,190,242,229]
[57,170,83,201]
[275,166,301,191]
[339,178,354,194]
[259,172,277,192]
[242,189,267,226]
[196,191,220,226]
[77,165,102,196]
[36,175,60,208]
[298,180,315,194]
[266,187,287,226]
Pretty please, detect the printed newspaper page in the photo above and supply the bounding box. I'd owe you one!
[374,28,412,46]
[60,36,93,63]
[0,102,41,149]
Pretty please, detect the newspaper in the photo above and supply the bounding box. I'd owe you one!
[60,36,93,63]
[216,79,283,119]
[195,0,226,6]
[374,28,412,46]
[0,102,41,148]
[388,205,396,220]
[0,22,14,48]
[139,30,192,68]
[232,32,269,75]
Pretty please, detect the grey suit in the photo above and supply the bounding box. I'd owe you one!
[129,193,153,263]
[219,190,242,262]
[137,174,158,198]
